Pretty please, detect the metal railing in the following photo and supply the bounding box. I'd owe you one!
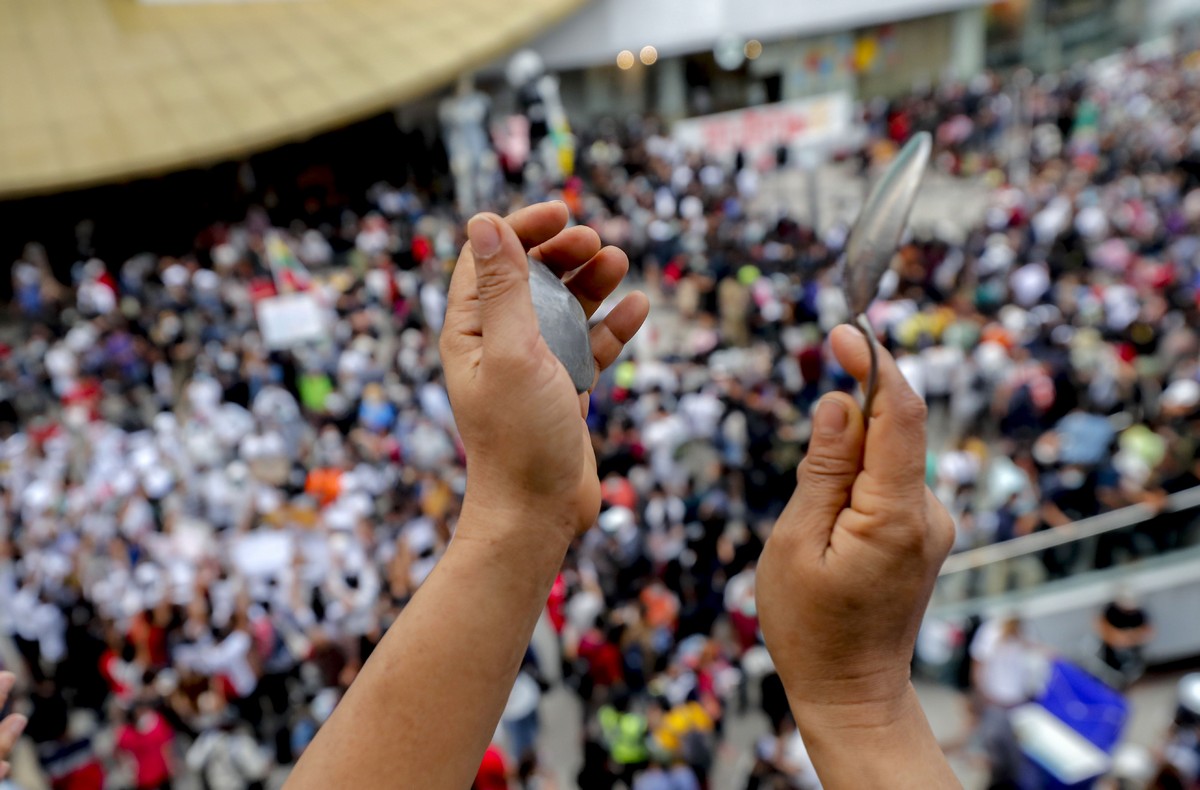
[933,485,1200,605]
[939,485,1200,575]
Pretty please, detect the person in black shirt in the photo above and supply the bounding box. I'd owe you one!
[1141,451,1200,554]
[1039,464,1104,577]
[1095,592,1154,686]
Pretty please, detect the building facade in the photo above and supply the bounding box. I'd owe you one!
[500,0,1198,122]
[513,0,990,120]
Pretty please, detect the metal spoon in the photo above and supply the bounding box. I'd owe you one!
[528,257,595,393]
[840,131,932,421]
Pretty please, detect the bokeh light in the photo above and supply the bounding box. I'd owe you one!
[616,49,635,69]
[640,45,658,65]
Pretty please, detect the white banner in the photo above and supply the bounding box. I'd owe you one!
[255,292,329,350]
[672,92,856,168]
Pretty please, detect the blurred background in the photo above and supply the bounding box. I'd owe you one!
[3,0,1200,788]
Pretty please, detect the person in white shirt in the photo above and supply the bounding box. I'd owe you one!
[969,617,1045,788]
[187,702,271,790]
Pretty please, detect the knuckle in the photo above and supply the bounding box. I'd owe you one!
[474,270,520,303]
[798,451,853,483]
[437,327,472,362]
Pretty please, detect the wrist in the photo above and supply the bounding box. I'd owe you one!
[789,683,958,789]
[782,662,912,729]
[787,676,917,736]
[457,493,575,558]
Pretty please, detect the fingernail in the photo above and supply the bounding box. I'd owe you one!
[814,397,848,437]
[5,715,26,736]
[467,216,501,259]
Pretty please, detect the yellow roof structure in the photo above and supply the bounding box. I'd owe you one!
[0,0,583,199]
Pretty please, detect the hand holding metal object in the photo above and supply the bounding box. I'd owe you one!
[528,256,595,393]
[840,132,932,422]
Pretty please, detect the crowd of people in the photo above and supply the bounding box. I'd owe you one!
[1,39,1200,790]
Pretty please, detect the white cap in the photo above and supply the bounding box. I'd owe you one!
[1162,379,1200,411]
[162,264,190,289]
[1180,673,1200,715]
[143,467,174,499]
[193,269,220,292]
[213,244,240,269]
[599,506,636,534]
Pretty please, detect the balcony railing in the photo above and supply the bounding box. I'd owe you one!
[932,485,1200,607]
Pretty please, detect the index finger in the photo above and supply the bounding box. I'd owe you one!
[506,202,570,250]
[447,202,572,311]
[829,324,927,498]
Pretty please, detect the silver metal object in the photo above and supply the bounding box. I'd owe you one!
[528,257,594,393]
[840,131,932,420]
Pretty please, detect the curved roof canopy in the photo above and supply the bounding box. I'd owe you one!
[0,0,582,198]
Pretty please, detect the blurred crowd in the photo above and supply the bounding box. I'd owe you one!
[2,42,1200,790]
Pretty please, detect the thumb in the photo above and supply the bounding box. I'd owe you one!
[792,393,865,541]
[468,213,540,360]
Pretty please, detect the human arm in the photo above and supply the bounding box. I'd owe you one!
[756,325,960,789]
[286,202,648,789]
[1041,500,1072,528]
[1014,509,1040,537]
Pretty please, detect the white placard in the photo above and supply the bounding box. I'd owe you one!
[255,292,328,350]
[231,530,293,578]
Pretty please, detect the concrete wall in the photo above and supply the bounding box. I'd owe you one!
[858,13,955,98]
[930,545,1200,667]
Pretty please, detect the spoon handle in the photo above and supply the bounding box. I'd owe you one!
[853,313,878,427]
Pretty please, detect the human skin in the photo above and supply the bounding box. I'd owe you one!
[286,202,649,789]
[756,324,960,788]
[0,672,27,781]
[288,202,960,789]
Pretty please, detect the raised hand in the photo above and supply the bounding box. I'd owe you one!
[440,202,648,543]
[756,324,958,788]
[289,203,649,790]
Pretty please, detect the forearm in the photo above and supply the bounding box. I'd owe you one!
[287,500,569,789]
[789,683,961,789]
